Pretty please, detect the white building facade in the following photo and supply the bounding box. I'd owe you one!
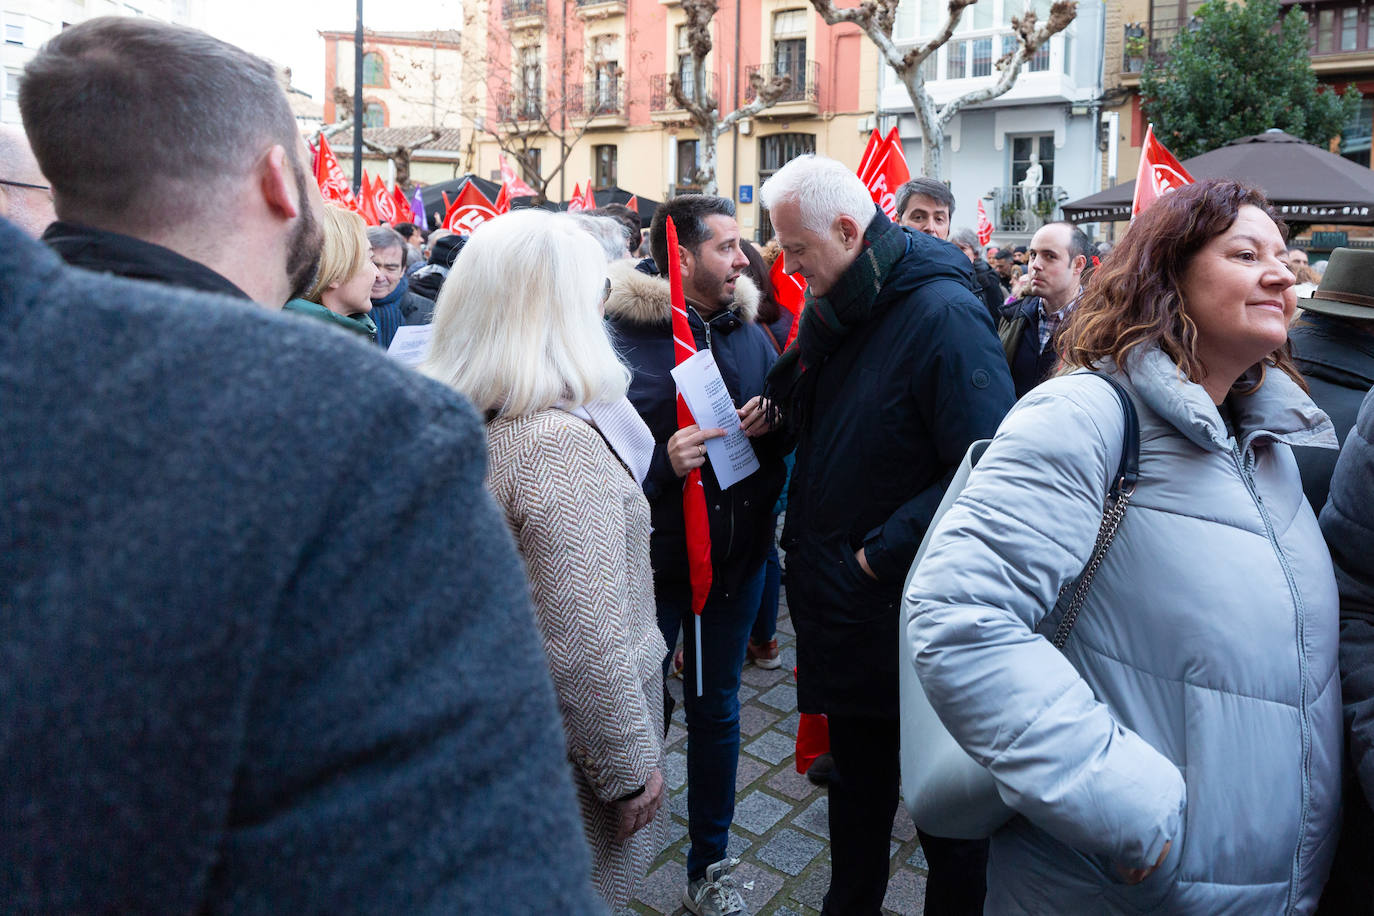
[880,0,1105,243]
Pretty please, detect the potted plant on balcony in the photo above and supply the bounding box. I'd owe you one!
[1124,35,1147,72]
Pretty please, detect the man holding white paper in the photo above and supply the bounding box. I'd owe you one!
[605,195,786,916]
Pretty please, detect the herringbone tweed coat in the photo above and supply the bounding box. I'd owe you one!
[487,408,668,907]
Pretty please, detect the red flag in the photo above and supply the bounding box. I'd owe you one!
[567,182,587,212]
[856,127,909,220]
[442,180,499,233]
[769,255,807,349]
[855,128,882,185]
[372,174,399,224]
[499,154,538,198]
[356,173,380,226]
[493,181,512,215]
[313,133,355,208]
[664,216,713,629]
[1132,124,1194,218]
[391,185,414,223]
[976,199,994,247]
[582,182,597,211]
[441,190,452,222]
[626,195,639,214]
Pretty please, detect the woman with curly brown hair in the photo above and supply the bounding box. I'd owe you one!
[907,179,1342,913]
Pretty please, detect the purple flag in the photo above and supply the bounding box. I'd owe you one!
[410,187,428,230]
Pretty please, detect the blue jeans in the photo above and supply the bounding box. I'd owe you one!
[656,566,766,881]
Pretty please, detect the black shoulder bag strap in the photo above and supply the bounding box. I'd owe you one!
[1048,371,1141,650]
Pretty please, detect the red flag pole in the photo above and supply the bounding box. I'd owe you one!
[665,215,713,697]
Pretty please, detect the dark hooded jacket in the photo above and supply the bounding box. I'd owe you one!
[781,222,1015,718]
[1290,312,1374,512]
[604,260,786,600]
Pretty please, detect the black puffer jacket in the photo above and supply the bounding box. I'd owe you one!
[605,261,787,600]
[1291,312,1374,512]
[781,223,1015,718]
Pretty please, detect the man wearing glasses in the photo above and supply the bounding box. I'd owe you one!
[367,224,435,349]
[0,125,55,238]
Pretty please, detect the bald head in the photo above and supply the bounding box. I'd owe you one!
[0,125,55,238]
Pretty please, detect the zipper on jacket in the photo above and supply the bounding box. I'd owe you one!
[1233,440,1312,916]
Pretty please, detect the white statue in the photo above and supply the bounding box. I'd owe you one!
[1020,152,1043,219]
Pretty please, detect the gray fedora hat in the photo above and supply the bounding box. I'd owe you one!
[1305,247,1374,319]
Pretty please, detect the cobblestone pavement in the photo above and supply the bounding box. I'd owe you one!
[620,597,930,916]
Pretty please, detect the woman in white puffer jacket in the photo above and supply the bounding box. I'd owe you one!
[908,180,1342,914]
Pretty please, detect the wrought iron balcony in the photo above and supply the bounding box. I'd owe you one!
[566,80,625,119]
[1121,19,1192,73]
[502,0,545,18]
[493,88,543,123]
[987,184,1067,233]
[650,71,719,112]
[745,59,820,104]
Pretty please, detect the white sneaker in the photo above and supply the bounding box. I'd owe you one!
[682,856,749,916]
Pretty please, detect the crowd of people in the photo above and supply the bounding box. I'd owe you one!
[5,14,1374,916]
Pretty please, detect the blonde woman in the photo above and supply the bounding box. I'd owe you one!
[422,209,667,907]
[283,204,378,341]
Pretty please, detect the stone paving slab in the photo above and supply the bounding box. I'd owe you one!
[628,599,931,915]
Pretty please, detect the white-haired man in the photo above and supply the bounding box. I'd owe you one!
[760,155,1015,915]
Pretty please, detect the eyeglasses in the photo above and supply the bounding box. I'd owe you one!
[0,179,50,192]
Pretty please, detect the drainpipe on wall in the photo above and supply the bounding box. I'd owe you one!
[732,0,741,205]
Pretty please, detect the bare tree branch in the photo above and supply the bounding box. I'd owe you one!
[668,0,790,193]
[808,0,1076,178]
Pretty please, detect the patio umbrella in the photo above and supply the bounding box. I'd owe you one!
[1062,130,1374,224]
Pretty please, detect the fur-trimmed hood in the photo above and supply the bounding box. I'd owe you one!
[604,258,760,327]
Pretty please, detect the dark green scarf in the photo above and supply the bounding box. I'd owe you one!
[765,210,910,428]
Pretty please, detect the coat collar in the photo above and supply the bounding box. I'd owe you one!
[42,221,251,301]
[1119,348,1337,454]
[604,257,760,327]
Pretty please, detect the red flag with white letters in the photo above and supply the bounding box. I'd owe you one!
[313,133,355,208]
[976,199,994,246]
[371,174,398,224]
[1132,124,1194,218]
[856,127,909,221]
[567,182,587,212]
[442,181,499,233]
[499,154,538,197]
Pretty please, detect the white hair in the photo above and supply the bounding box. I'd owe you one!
[570,213,630,262]
[421,209,631,417]
[758,154,876,235]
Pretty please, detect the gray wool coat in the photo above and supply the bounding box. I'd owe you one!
[908,350,1341,914]
[0,218,604,914]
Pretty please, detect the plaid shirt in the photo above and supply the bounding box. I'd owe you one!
[1037,293,1080,353]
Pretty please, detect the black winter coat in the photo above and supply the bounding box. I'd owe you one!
[605,260,787,600]
[782,226,1015,718]
[1318,387,1374,912]
[970,256,1008,324]
[1290,313,1374,512]
[999,295,1061,398]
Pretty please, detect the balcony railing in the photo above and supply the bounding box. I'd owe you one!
[745,59,820,104]
[988,184,1066,233]
[650,71,719,112]
[494,88,543,122]
[1122,19,1192,73]
[566,80,625,118]
[502,0,545,18]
